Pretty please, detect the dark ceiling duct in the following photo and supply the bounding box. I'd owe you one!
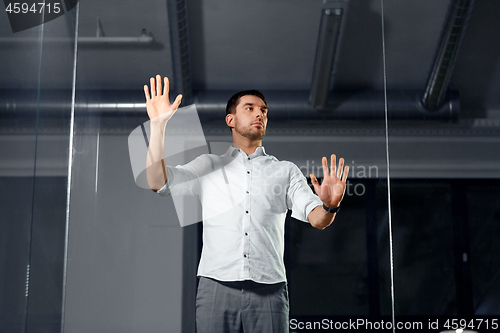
[421,0,476,111]
[166,0,193,104]
[0,89,459,121]
[309,0,343,110]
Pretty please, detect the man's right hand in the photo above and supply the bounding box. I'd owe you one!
[144,75,183,124]
[144,75,181,191]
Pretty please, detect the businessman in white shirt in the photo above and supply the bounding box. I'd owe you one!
[144,75,349,333]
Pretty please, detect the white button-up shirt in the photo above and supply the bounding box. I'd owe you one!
[158,146,322,284]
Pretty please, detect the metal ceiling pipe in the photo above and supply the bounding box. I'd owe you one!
[309,0,343,110]
[196,90,459,121]
[421,0,476,111]
[0,89,459,121]
[0,35,154,44]
[166,0,193,104]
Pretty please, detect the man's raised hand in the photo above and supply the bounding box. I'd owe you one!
[310,154,349,210]
[144,75,183,123]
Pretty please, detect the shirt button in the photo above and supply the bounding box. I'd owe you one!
[247,171,250,174]
[245,232,248,236]
[247,157,250,160]
[245,211,249,214]
[246,191,249,194]
[244,254,247,258]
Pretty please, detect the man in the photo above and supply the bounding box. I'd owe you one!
[144,75,349,332]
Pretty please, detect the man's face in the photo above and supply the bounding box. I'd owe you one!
[230,95,268,141]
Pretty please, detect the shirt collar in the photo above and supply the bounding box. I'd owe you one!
[225,145,268,158]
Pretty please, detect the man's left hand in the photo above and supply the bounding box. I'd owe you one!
[310,154,349,209]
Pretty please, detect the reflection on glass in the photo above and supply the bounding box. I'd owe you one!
[0,19,43,329]
[0,3,78,332]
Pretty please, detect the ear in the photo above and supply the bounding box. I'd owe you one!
[226,113,234,129]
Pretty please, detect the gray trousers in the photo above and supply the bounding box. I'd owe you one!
[196,277,290,333]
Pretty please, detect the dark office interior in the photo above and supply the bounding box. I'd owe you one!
[1,0,499,332]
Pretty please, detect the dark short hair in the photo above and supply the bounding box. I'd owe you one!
[225,90,267,116]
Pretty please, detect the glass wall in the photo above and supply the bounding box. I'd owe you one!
[2,0,499,332]
[385,0,500,331]
[60,1,392,331]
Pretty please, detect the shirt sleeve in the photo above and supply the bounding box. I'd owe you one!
[157,155,208,197]
[286,163,323,223]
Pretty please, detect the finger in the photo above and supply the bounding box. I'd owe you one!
[172,94,183,109]
[342,165,349,182]
[156,75,162,97]
[337,158,344,178]
[322,156,329,178]
[144,85,150,101]
[150,77,156,98]
[164,77,169,98]
[310,174,320,193]
[331,154,336,178]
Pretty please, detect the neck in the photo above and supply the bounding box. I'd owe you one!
[232,134,262,156]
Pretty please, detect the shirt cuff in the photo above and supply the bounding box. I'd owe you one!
[305,198,323,222]
[156,182,171,196]
[291,196,323,223]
